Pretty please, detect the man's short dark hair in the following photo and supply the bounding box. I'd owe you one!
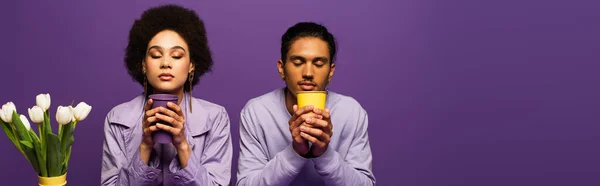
[280,22,337,64]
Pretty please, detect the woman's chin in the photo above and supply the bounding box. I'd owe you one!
[152,87,183,95]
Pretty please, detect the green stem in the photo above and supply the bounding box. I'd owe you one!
[40,113,48,176]
[58,124,63,140]
[30,130,47,177]
[38,124,44,146]
[10,124,27,158]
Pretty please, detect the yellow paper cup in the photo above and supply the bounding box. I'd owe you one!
[297,91,327,110]
[39,173,67,186]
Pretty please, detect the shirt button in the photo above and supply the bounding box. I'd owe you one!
[147,172,156,179]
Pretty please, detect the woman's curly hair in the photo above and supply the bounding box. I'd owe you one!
[125,4,212,92]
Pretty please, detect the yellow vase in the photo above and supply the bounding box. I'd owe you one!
[38,173,67,186]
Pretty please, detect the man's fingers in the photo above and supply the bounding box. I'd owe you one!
[290,114,307,128]
[292,105,314,119]
[290,106,316,129]
[300,132,325,147]
[300,126,323,138]
[291,125,309,143]
[293,134,305,144]
[313,108,331,120]
[305,117,328,128]
[300,125,331,143]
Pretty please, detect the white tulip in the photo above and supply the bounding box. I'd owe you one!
[36,93,51,112]
[0,110,5,123]
[56,106,72,125]
[72,102,92,121]
[20,115,31,130]
[28,106,44,124]
[0,102,17,123]
[70,106,76,122]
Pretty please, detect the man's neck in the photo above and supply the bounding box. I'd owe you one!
[284,88,297,115]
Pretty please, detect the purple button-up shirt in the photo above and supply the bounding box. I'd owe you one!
[101,94,232,186]
[236,88,376,186]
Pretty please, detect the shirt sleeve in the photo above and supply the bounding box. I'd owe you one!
[236,110,309,186]
[311,107,376,186]
[101,112,162,186]
[166,107,233,186]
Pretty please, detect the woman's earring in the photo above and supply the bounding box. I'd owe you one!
[188,73,194,113]
[143,76,148,94]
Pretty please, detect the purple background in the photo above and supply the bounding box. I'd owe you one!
[1,0,599,185]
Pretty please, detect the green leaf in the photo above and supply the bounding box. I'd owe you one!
[29,130,47,177]
[12,111,32,142]
[20,140,33,148]
[62,136,74,175]
[46,133,62,177]
[0,120,14,139]
[1,120,22,153]
[44,111,52,135]
[28,130,39,145]
[60,122,72,156]
[62,146,71,174]
[19,140,40,174]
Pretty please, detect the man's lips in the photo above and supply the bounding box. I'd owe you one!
[298,81,317,91]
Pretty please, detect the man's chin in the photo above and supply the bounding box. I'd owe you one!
[286,86,324,96]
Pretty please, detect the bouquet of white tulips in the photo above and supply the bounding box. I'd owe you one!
[0,93,91,178]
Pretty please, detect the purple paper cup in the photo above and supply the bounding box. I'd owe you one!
[148,94,178,144]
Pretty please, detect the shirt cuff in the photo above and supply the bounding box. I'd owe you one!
[168,150,200,184]
[312,146,340,174]
[131,149,162,181]
[280,144,309,174]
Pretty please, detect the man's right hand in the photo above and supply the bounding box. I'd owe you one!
[289,105,315,157]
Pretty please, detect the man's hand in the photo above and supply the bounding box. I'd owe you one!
[289,105,316,157]
[299,108,333,157]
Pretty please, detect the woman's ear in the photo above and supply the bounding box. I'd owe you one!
[142,60,147,74]
[189,62,195,73]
